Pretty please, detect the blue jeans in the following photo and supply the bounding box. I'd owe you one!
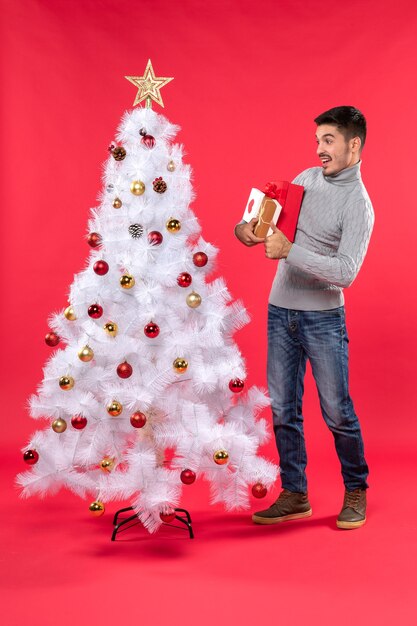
[267,303,369,493]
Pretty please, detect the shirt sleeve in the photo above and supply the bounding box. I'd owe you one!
[285,199,374,288]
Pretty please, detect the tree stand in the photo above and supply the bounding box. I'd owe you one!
[111,506,194,541]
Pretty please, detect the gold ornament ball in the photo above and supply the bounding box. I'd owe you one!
[104,321,118,336]
[120,274,135,289]
[52,417,67,433]
[130,180,145,196]
[186,292,202,308]
[99,457,115,473]
[167,160,176,172]
[107,400,123,416]
[78,345,94,362]
[64,305,76,321]
[166,218,181,233]
[173,357,188,373]
[113,197,122,209]
[213,450,229,465]
[59,375,74,390]
[89,501,105,517]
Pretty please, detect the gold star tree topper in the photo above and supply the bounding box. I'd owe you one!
[125,60,174,108]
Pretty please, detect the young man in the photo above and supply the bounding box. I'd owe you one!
[235,106,374,529]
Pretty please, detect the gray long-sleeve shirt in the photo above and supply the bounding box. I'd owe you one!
[269,161,374,310]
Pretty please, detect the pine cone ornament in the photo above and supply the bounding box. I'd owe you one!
[128,223,144,239]
[112,147,126,161]
[153,177,167,193]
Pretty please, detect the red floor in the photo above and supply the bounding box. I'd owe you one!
[2,443,416,626]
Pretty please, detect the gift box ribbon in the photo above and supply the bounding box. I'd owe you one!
[263,181,289,204]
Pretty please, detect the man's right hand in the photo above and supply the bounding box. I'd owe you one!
[234,218,265,247]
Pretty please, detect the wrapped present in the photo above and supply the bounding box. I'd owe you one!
[242,181,304,240]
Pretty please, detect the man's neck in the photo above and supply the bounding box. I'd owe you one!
[324,160,362,184]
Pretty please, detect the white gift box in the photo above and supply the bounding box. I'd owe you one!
[242,188,282,237]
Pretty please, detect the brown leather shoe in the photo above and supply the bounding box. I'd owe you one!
[252,489,312,525]
[336,488,367,529]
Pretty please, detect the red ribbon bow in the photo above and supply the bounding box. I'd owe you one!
[263,182,278,199]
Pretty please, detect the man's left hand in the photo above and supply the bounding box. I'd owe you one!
[264,222,292,259]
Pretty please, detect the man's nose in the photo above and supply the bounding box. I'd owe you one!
[316,143,322,155]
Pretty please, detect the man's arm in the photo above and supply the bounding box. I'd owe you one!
[265,199,374,288]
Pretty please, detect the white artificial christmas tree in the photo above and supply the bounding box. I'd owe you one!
[18,62,278,533]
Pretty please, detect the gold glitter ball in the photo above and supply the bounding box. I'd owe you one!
[89,501,105,517]
[52,418,67,433]
[64,305,76,321]
[186,292,202,308]
[104,322,118,336]
[173,357,188,373]
[213,450,229,465]
[99,457,115,473]
[120,274,135,289]
[59,376,74,390]
[78,345,94,362]
[107,400,123,416]
[166,218,181,233]
[130,180,145,196]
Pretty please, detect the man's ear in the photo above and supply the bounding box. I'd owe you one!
[351,136,362,153]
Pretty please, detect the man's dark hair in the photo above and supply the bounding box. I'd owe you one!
[314,106,367,149]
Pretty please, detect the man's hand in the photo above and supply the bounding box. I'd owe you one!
[265,222,292,259]
[234,218,265,247]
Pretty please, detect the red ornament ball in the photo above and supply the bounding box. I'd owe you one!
[117,361,133,378]
[88,304,103,319]
[193,251,208,267]
[45,331,60,347]
[252,483,268,499]
[93,260,109,276]
[130,411,147,428]
[160,511,176,523]
[180,469,196,485]
[23,450,39,465]
[71,415,87,430]
[148,231,163,246]
[229,378,245,393]
[144,322,160,338]
[177,272,192,288]
[141,134,156,149]
[87,232,102,248]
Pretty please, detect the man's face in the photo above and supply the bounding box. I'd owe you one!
[316,124,359,176]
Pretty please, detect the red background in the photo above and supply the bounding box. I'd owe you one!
[1,1,417,624]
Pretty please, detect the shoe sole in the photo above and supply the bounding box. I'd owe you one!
[252,509,313,525]
[336,517,366,530]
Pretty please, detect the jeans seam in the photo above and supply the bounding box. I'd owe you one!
[294,345,305,493]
